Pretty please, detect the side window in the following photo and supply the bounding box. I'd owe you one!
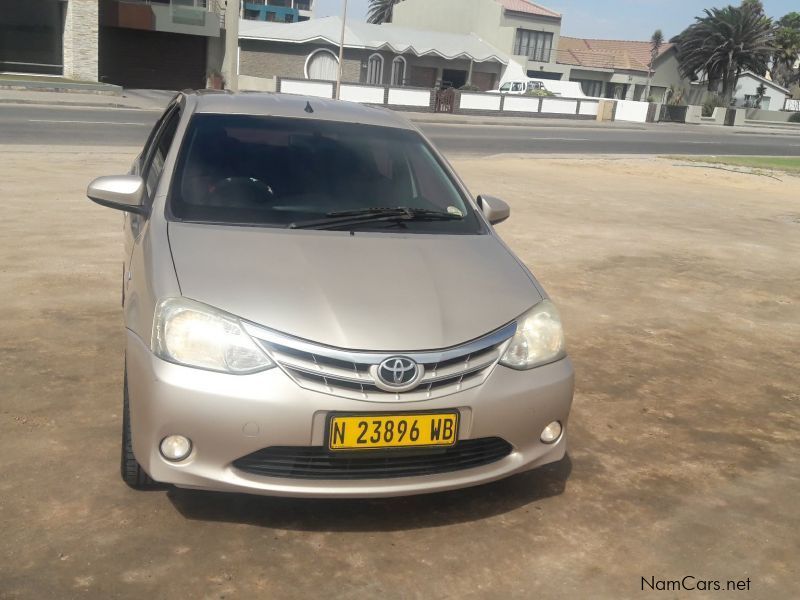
[143,107,181,202]
[138,104,174,173]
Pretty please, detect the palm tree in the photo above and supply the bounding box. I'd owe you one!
[772,12,800,88]
[643,29,664,101]
[367,0,403,24]
[671,1,776,104]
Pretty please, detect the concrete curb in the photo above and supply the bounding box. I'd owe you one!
[406,115,648,130]
[0,80,122,95]
[0,98,146,110]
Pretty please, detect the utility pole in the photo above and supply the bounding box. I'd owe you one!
[335,0,348,99]
[222,0,240,91]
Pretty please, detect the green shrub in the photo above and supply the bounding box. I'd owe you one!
[458,83,481,92]
[524,88,556,97]
[702,94,726,117]
[789,112,800,123]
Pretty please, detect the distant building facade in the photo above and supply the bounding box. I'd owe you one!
[238,17,508,91]
[393,0,687,101]
[242,0,314,23]
[0,0,222,89]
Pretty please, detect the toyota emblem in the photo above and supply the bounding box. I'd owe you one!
[374,356,423,392]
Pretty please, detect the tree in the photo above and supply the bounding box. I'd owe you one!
[753,82,767,107]
[367,0,403,24]
[670,1,776,104]
[643,29,664,101]
[772,12,800,88]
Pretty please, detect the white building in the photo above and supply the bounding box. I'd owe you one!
[731,72,791,110]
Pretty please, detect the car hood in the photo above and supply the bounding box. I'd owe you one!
[168,223,541,351]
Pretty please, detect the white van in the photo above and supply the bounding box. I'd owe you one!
[493,79,548,95]
[494,78,587,98]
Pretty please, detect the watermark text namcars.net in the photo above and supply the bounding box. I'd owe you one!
[642,576,752,592]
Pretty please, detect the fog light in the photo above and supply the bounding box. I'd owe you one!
[540,421,562,444]
[160,435,192,461]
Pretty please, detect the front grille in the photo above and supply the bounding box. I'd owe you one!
[243,321,516,402]
[232,437,513,480]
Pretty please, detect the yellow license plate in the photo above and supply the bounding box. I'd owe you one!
[328,412,459,451]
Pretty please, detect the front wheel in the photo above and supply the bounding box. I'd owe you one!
[121,369,158,489]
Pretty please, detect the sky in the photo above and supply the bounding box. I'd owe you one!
[313,0,797,40]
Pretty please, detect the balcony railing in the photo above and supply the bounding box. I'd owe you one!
[243,0,311,8]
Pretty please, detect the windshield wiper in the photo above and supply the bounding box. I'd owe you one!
[288,207,463,230]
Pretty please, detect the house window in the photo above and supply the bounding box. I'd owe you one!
[572,79,603,97]
[305,49,339,81]
[743,94,770,109]
[367,53,384,85]
[514,30,553,62]
[391,56,406,86]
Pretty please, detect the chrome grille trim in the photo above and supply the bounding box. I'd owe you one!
[243,321,517,402]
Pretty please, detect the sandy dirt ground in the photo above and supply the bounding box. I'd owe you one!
[1,147,798,599]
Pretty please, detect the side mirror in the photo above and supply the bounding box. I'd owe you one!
[478,194,510,225]
[87,175,147,215]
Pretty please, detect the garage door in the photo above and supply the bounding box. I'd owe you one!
[99,27,206,90]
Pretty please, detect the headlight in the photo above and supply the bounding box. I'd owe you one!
[500,300,565,370]
[152,297,274,374]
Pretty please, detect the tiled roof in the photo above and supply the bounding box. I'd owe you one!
[498,0,561,19]
[557,36,673,73]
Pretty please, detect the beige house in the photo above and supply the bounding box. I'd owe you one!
[393,0,565,79]
[556,37,685,101]
[393,0,688,101]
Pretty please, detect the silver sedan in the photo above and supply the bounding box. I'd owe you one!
[87,91,574,497]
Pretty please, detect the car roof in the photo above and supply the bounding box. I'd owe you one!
[185,91,416,131]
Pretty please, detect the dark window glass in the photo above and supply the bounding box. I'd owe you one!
[168,114,483,234]
[144,108,180,199]
[514,30,553,62]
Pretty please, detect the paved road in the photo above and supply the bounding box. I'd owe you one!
[2,104,799,156]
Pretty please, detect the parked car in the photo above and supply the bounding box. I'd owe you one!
[493,79,588,98]
[87,91,574,498]
[493,79,548,95]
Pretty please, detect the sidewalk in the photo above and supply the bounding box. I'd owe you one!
[401,111,648,129]
[3,87,797,135]
[0,88,172,110]
[0,88,645,129]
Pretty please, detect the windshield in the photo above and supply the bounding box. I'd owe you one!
[168,114,483,234]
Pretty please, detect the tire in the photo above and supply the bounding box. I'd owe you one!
[121,369,159,489]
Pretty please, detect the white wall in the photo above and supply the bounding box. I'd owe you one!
[280,79,333,98]
[614,99,650,122]
[459,92,502,111]
[340,84,385,104]
[541,98,577,114]
[502,96,540,112]
[578,100,599,116]
[387,88,431,107]
[239,74,277,92]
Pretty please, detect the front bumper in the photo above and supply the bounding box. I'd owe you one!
[125,331,574,498]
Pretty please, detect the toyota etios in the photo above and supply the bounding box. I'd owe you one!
[88,91,574,497]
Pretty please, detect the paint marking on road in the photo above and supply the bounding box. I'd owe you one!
[28,119,148,126]
[530,137,591,141]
